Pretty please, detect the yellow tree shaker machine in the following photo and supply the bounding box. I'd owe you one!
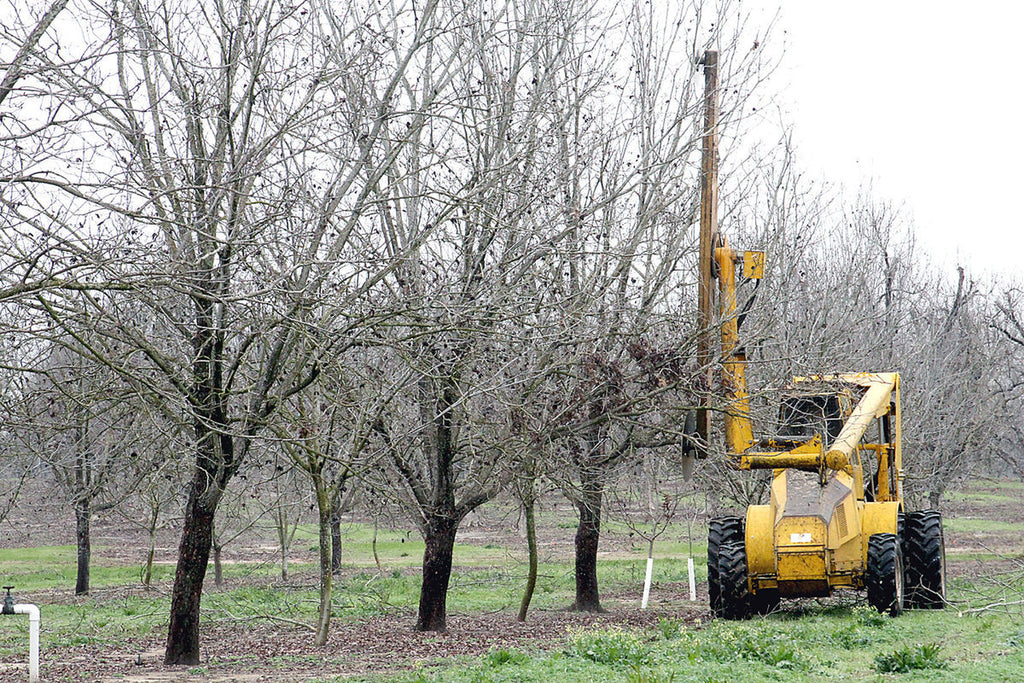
[696,52,946,619]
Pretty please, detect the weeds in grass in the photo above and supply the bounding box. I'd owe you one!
[682,623,806,670]
[827,606,888,649]
[656,616,684,640]
[566,626,651,666]
[873,642,947,673]
[485,648,529,667]
[853,605,890,627]
[832,627,876,650]
[626,668,675,683]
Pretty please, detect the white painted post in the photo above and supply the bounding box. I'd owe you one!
[687,557,697,601]
[641,556,654,609]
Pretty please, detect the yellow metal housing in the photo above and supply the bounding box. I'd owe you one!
[726,371,904,602]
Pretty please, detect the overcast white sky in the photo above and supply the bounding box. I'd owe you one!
[741,0,1024,281]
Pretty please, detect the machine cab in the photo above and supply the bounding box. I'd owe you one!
[777,393,845,447]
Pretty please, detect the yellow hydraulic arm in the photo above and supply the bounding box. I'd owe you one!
[715,240,763,455]
[737,373,900,491]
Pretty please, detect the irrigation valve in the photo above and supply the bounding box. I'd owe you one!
[2,586,14,615]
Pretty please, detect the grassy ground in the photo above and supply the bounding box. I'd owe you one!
[378,606,1024,683]
[1,481,1023,681]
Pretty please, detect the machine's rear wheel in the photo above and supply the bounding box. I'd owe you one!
[708,516,744,617]
[718,541,752,620]
[866,533,904,616]
[904,510,946,609]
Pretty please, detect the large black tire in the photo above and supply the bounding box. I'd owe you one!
[718,541,752,620]
[707,516,744,617]
[866,533,904,616]
[904,510,946,609]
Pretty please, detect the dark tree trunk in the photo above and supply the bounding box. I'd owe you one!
[165,462,223,665]
[314,482,333,646]
[572,482,603,612]
[517,482,538,622]
[143,503,159,589]
[415,515,458,632]
[75,497,90,595]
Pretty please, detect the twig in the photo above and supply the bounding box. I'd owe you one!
[210,610,316,632]
[960,598,1024,615]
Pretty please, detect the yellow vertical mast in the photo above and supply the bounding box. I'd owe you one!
[716,243,756,454]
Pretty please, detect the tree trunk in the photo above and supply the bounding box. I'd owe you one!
[211,516,224,587]
[75,497,90,595]
[213,540,224,587]
[415,515,458,632]
[330,500,343,574]
[314,482,333,646]
[165,467,221,665]
[274,504,291,581]
[372,520,383,573]
[143,503,159,589]
[572,482,603,612]
[143,543,155,589]
[517,483,538,622]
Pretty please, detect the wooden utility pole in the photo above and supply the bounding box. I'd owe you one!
[696,49,720,453]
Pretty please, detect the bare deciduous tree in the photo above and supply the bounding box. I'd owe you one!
[1,0,450,662]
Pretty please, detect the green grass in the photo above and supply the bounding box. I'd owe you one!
[949,480,1024,505]
[943,517,1024,534]
[874,642,947,673]
[0,593,168,655]
[0,546,179,590]
[3,486,1024,681]
[0,545,297,591]
[357,606,1024,683]
[10,589,1022,683]
[287,523,522,569]
[949,491,1021,505]
[962,480,1024,492]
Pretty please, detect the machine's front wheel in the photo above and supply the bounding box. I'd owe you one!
[707,516,744,617]
[867,533,904,616]
[718,541,752,620]
[904,510,946,609]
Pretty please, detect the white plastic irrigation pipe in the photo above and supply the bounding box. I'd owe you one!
[687,557,697,601]
[12,604,40,683]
